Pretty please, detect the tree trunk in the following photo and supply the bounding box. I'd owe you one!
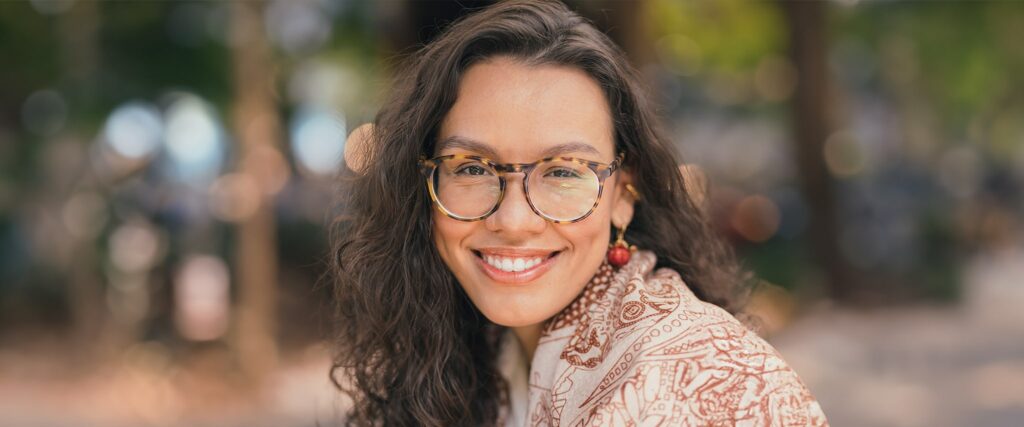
[61,0,105,360]
[229,0,281,381]
[779,1,854,300]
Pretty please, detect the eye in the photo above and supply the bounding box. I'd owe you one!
[454,163,492,176]
[544,167,583,179]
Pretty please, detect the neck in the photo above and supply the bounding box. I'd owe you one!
[512,323,543,362]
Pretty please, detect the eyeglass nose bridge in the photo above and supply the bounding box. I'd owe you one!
[491,162,535,174]
[487,163,544,221]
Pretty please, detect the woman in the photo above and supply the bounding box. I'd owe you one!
[331,1,828,425]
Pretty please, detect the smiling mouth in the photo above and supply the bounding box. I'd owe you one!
[471,249,561,274]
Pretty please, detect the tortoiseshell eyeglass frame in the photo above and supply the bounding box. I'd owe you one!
[418,152,625,224]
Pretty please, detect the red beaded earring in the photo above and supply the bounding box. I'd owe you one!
[608,183,641,268]
[607,223,636,268]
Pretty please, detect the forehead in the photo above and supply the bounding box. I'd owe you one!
[437,57,615,161]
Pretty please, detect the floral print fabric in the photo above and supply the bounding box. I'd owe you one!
[504,250,829,426]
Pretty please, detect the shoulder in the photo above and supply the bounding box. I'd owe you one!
[570,251,829,425]
[650,299,828,426]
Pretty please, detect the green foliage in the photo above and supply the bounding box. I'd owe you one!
[648,0,786,74]
[97,2,230,110]
[837,1,1024,134]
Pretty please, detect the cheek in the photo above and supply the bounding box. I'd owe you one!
[564,197,616,258]
[432,210,460,258]
[564,219,609,260]
[433,212,467,263]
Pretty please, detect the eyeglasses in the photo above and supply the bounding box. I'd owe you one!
[419,153,624,223]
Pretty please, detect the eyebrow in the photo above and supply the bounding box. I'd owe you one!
[436,136,499,158]
[436,135,604,160]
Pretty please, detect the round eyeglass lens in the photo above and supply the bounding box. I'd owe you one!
[433,157,501,219]
[528,158,601,221]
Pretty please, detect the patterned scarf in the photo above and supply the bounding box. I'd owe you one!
[498,250,829,426]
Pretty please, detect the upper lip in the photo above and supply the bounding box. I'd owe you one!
[474,247,561,257]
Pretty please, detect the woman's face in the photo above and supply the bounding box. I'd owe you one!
[432,57,633,328]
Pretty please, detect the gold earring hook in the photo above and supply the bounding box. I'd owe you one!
[625,183,640,201]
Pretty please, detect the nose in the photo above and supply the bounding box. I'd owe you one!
[485,173,547,235]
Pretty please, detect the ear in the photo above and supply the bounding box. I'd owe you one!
[344,123,374,173]
[610,170,637,229]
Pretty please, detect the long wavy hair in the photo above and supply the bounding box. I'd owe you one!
[329,1,748,425]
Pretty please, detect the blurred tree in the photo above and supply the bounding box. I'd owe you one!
[779,0,854,300]
[58,0,107,354]
[229,0,282,381]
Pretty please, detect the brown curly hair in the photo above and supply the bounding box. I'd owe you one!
[329,1,749,425]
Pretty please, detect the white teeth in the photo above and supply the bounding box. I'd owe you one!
[483,255,547,272]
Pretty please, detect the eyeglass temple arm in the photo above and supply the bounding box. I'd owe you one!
[418,156,436,177]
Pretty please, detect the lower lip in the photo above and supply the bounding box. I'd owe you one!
[476,252,560,284]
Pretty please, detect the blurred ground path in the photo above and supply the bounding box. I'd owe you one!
[0,342,344,427]
[773,247,1024,427]
[2,247,1022,426]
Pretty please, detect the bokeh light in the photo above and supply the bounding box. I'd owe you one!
[174,255,231,342]
[265,0,332,56]
[102,101,164,161]
[824,130,867,177]
[289,106,346,176]
[61,192,108,240]
[108,220,164,274]
[21,89,68,137]
[731,194,782,243]
[208,172,262,222]
[163,93,226,186]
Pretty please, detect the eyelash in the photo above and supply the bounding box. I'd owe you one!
[544,168,581,178]
[454,164,492,176]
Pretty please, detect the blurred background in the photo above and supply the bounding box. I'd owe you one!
[1,0,1022,426]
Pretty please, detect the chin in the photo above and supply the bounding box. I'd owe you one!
[476,300,557,328]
